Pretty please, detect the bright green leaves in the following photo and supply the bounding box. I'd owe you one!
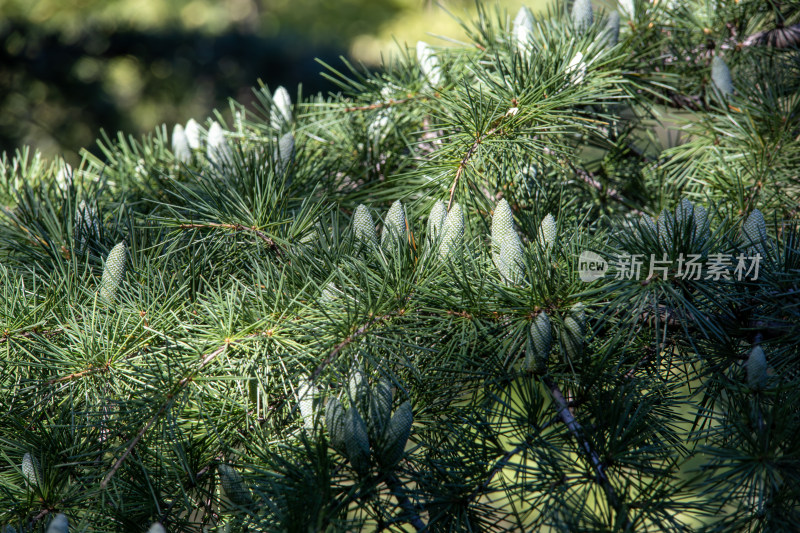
[99,242,126,305]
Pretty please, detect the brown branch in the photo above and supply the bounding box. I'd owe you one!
[178,222,276,247]
[100,342,231,489]
[448,125,502,211]
[542,375,631,530]
[311,310,403,381]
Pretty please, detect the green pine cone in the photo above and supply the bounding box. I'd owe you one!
[538,214,557,250]
[344,407,371,475]
[297,378,319,430]
[572,0,593,33]
[641,214,656,236]
[711,56,734,96]
[603,11,620,47]
[22,452,41,488]
[206,121,232,165]
[491,199,515,263]
[498,236,524,284]
[147,524,166,533]
[427,200,447,248]
[353,205,378,250]
[218,464,252,507]
[657,209,673,250]
[100,242,126,305]
[184,118,201,150]
[747,345,767,391]
[439,202,464,259]
[381,200,407,249]
[277,132,295,174]
[46,514,68,533]
[378,400,412,469]
[531,312,552,361]
[563,304,586,360]
[325,396,347,453]
[3,525,17,533]
[271,86,293,130]
[513,6,535,54]
[742,209,768,253]
[675,198,694,226]
[172,123,191,164]
[367,380,393,441]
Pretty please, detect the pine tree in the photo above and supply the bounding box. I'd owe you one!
[1,1,798,531]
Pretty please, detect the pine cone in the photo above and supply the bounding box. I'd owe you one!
[378,401,413,469]
[147,524,166,533]
[100,242,126,305]
[353,205,378,250]
[344,407,371,476]
[417,41,442,87]
[513,7,535,55]
[526,312,552,371]
[46,514,68,533]
[572,0,593,33]
[206,121,232,166]
[711,57,734,96]
[747,345,767,391]
[538,214,557,250]
[271,86,293,130]
[22,452,41,488]
[326,396,347,453]
[184,118,202,150]
[368,379,393,441]
[439,202,464,260]
[218,464,252,506]
[172,124,191,164]
[381,200,407,250]
[427,200,447,249]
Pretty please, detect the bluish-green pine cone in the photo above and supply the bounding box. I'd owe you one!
[499,236,524,284]
[172,124,191,164]
[218,464,252,506]
[100,242,126,305]
[381,200,407,249]
[147,524,166,533]
[603,11,620,47]
[747,345,767,391]
[491,199,515,262]
[572,0,593,33]
[417,41,442,87]
[271,86,293,130]
[344,407,371,475]
[563,303,586,360]
[46,515,68,533]
[439,202,464,259]
[184,118,201,150]
[657,209,674,250]
[538,213,557,250]
[531,312,552,360]
[743,209,767,249]
[353,205,378,250]
[297,378,319,430]
[3,525,17,533]
[325,396,347,453]
[207,121,232,165]
[277,132,295,174]
[427,200,447,248]
[711,56,734,96]
[368,379,393,441]
[513,6,535,54]
[378,401,412,469]
[22,452,41,488]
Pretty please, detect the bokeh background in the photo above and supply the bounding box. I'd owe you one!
[0,0,550,164]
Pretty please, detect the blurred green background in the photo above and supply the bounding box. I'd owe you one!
[0,0,547,164]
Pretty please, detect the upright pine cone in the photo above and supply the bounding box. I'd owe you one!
[525,312,552,371]
[353,205,378,250]
[427,200,447,249]
[711,56,734,96]
[100,242,126,305]
[538,214,557,250]
[747,345,768,391]
[381,200,407,250]
[513,6,535,55]
[378,401,413,469]
[325,396,347,453]
[22,452,41,489]
[271,86,293,130]
[184,118,202,150]
[572,0,593,33]
[46,515,68,533]
[218,463,252,507]
[344,407,371,476]
[439,202,464,260]
[172,124,192,164]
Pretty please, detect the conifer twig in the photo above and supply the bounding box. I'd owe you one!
[543,375,631,530]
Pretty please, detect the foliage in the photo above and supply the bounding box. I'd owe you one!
[0,1,799,531]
